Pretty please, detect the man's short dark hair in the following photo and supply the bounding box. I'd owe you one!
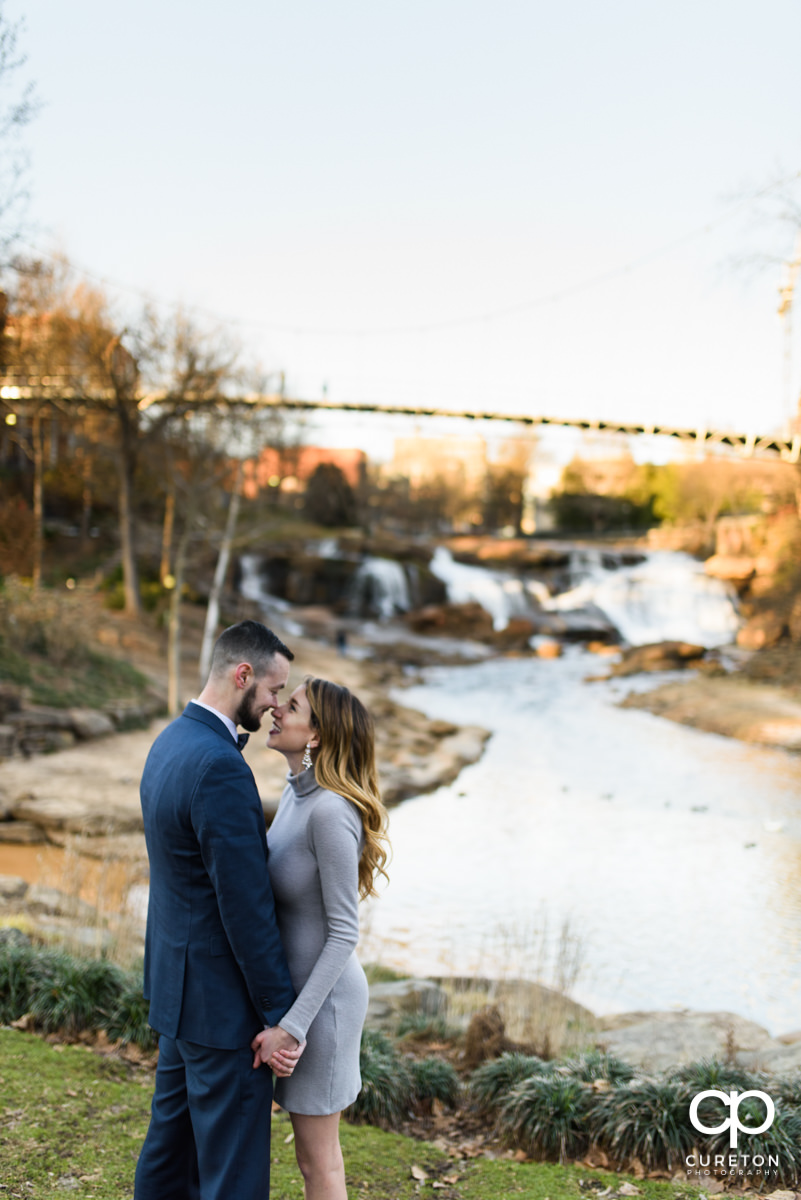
[209,620,294,679]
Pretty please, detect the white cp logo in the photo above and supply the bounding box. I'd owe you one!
[689,1090,775,1149]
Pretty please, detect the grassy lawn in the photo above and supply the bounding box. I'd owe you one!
[0,1030,704,1200]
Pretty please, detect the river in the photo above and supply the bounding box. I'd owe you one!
[352,549,801,1036]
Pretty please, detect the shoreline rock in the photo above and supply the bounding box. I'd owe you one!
[594,1009,801,1075]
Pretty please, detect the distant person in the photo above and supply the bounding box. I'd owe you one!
[135,620,303,1200]
[254,676,389,1200]
[335,627,348,656]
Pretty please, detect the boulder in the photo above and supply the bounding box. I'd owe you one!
[5,711,77,755]
[406,602,495,640]
[103,700,157,730]
[530,607,620,643]
[68,708,116,740]
[594,1010,776,1073]
[379,725,490,803]
[0,819,47,844]
[10,795,143,836]
[535,638,563,659]
[704,554,756,582]
[736,612,786,651]
[487,618,536,650]
[7,707,74,730]
[608,640,706,677]
[0,724,15,758]
[0,874,28,903]
[0,683,22,720]
[366,978,448,1032]
[24,883,99,922]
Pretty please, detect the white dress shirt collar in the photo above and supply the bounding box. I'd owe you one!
[191,699,238,744]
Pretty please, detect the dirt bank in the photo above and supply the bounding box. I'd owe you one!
[619,673,801,751]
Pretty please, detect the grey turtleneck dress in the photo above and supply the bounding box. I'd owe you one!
[267,767,368,1115]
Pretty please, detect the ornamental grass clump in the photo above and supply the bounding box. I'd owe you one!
[498,1073,592,1163]
[27,951,124,1035]
[0,942,157,1049]
[558,1050,635,1085]
[469,1051,550,1114]
[103,971,157,1051]
[775,1073,801,1106]
[395,1012,457,1042]
[408,1056,461,1111]
[588,1078,694,1172]
[0,941,36,1023]
[346,1030,414,1127]
[705,1099,801,1188]
[668,1058,768,1094]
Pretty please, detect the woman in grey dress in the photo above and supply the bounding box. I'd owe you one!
[253,676,389,1200]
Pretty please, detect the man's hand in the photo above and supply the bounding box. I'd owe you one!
[250,1026,306,1074]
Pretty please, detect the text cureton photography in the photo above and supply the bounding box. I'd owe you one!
[685,1088,780,1181]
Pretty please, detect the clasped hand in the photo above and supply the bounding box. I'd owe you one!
[251,1026,306,1076]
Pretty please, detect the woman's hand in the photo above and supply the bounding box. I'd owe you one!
[269,1040,306,1077]
[251,1026,307,1073]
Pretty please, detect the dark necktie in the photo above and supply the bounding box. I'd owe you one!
[236,732,250,751]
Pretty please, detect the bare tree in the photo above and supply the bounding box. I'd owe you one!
[1,257,76,585]
[0,5,39,259]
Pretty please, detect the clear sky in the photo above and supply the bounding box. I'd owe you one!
[10,0,801,456]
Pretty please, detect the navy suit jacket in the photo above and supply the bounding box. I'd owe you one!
[140,702,295,1048]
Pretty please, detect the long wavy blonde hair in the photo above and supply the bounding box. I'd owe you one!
[305,676,390,899]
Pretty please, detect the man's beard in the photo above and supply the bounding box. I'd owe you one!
[235,683,263,733]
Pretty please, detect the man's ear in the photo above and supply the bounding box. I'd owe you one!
[234,663,252,690]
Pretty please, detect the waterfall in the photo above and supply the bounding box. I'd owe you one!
[428,545,740,646]
[350,557,412,620]
[428,546,538,630]
[545,549,740,647]
[237,553,292,613]
[238,553,272,605]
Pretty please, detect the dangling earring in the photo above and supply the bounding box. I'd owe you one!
[302,743,313,771]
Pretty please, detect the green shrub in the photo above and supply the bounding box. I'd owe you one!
[558,1050,635,1085]
[0,942,36,1023]
[27,951,126,1035]
[669,1058,768,1093]
[707,1103,801,1187]
[775,1074,801,1106]
[346,1030,414,1127]
[409,1057,461,1109]
[395,1012,456,1042]
[103,973,157,1051]
[470,1052,550,1113]
[588,1078,695,1171]
[0,943,155,1050]
[0,577,91,667]
[499,1074,592,1162]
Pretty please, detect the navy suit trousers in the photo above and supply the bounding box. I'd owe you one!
[134,1036,274,1200]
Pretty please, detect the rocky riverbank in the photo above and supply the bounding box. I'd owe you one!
[368,977,801,1074]
[0,601,490,873]
[618,673,801,751]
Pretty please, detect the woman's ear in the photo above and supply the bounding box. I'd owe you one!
[309,733,321,750]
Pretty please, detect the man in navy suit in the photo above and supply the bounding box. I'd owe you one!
[134,620,300,1200]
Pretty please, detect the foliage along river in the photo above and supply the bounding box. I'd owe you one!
[354,550,801,1036]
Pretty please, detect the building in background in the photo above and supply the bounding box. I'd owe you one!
[242,444,366,499]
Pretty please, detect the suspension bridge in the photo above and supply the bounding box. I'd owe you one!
[3,380,800,462]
